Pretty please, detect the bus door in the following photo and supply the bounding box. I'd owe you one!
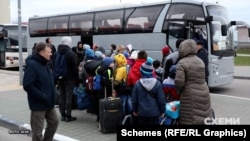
[81,35,93,48]
[0,37,6,67]
[164,21,187,51]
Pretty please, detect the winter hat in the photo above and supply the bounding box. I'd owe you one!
[169,65,176,79]
[123,51,129,58]
[93,44,99,49]
[61,36,72,47]
[126,44,133,52]
[103,57,114,67]
[196,40,204,46]
[83,44,90,49]
[95,50,103,58]
[85,48,95,58]
[140,61,154,76]
[162,45,170,56]
[147,57,154,64]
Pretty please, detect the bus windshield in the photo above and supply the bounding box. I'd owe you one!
[207,5,232,52]
[5,26,27,52]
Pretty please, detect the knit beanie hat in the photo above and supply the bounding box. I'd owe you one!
[103,57,114,67]
[162,45,170,56]
[61,36,72,47]
[147,56,154,64]
[83,44,90,49]
[95,50,103,58]
[140,61,154,76]
[85,48,95,58]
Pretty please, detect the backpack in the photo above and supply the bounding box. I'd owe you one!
[93,66,102,90]
[83,60,102,76]
[73,86,91,110]
[85,75,94,92]
[53,50,71,80]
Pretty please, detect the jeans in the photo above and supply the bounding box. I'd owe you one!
[119,94,132,116]
[58,81,75,116]
[30,108,58,141]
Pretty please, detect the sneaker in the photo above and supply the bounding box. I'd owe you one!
[65,116,77,122]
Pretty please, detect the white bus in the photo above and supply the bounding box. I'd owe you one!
[27,0,249,87]
[0,24,28,68]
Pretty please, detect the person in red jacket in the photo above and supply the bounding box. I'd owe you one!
[126,50,148,87]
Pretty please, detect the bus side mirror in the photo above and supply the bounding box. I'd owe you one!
[230,21,236,26]
[221,25,227,36]
[248,28,250,37]
[205,16,213,23]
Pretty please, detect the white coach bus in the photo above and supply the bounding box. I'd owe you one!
[27,0,249,87]
[0,24,28,68]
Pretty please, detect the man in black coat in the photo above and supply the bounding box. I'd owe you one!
[56,36,79,122]
[196,40,209,84]
[23,42,58,141]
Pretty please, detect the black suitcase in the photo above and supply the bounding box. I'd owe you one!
[99,97,122,133]
[99,72,123,134]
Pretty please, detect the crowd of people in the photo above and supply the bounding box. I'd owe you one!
[22,36,213,140]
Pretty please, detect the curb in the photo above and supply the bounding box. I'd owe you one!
[0,115,31,137]
[0,115,79,141]
[234,76,250,80]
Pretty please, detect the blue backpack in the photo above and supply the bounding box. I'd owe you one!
[54,50,71,80]
[93,74,102,90]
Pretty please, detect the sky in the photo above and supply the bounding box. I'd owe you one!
[9,0,250,25]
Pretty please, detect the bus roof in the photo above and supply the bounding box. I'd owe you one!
[28,0,220,20]
[0,24,27,27]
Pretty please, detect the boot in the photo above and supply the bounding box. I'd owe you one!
[65,115,77,122]
[61,113,66,121]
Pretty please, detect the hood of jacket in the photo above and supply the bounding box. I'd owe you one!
[178,39,197,60]
[58,44,71,54]
[114,53,127,67]
[139,78,157,91]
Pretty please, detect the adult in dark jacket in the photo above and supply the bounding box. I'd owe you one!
[45,37,56,70]
[196,40,209,84]
[56,36,79,122]
[23,42,58,141]
[72,41,85,65]
[131,61,165,125]
[175,39,213,125]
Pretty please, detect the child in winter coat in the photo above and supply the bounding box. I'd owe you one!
[131,61,166,125]
[153,60,164,83]
[162,65,180,102]
[95,57,115,122]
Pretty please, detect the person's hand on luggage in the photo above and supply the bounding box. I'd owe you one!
[160,113,165,118]
[133,112,138,117]
[112,90,117,97]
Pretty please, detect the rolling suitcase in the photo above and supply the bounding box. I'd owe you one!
[99,72,123,134]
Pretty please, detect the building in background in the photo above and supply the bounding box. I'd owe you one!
[0,0,11,24]
[237,26,250,48]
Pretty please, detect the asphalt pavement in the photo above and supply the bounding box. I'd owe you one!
[0,66,250,141]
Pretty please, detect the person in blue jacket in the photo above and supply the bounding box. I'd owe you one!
[23,42,58,141]
[131,60,166,125]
